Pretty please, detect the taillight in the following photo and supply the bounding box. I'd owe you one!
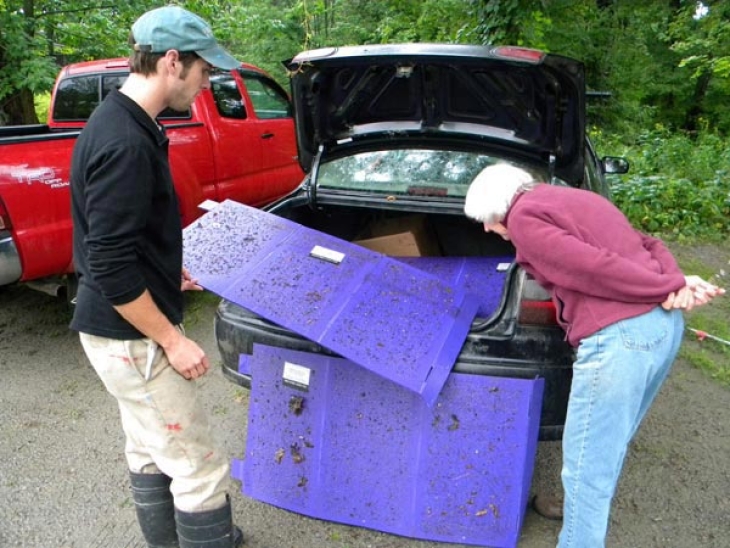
[0,198,10,230]
[491,46,546,64]
[519,275,557,326]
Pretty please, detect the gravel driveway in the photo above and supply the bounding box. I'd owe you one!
[0,283,728,548]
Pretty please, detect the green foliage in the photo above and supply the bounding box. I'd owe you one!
[611,175,730,240]
[669,1,730,80]
[0,7,57,103]
[471,0,522,45]
[213,0,479,87]
[594,127,730,241]
[34,92,51,123]
[0,0,153,123]
[2,0,730,134]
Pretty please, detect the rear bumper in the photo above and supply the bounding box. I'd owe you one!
[215,298,572,441]
[0,230,21,285]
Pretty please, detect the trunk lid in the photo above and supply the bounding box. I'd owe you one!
[286,44,586,186]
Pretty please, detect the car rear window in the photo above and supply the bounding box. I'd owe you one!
[316,149,543,198]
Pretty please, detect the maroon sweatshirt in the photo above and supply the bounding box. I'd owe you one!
[503,184,686,347]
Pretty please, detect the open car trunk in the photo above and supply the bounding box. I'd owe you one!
[208,198,519,368]
[277,204,515,259]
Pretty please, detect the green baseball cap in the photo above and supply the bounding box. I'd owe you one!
[132,6,240,70]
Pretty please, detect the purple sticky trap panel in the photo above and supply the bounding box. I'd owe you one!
[396,257,512,318]
[233,344,544,548]
[183,200,493,405]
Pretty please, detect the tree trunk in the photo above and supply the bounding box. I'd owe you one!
[683,69,712,133]
[0,0,39,125]
[2,89,40,126]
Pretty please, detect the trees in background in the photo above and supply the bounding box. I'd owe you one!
[0,0,152,124]
[470,1,730,138]
[1,0,728,139]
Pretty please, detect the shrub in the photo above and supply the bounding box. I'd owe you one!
[35,92,51,124]
[594,127,730,241]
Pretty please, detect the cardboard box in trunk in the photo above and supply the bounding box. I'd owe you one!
[354,215,440,257]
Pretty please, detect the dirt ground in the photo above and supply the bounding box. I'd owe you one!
[0,241,728,548]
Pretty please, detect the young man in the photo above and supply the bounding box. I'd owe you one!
[464,164,724,548]
[70,6,244,548]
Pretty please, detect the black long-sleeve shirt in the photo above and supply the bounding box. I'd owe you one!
[70,89,183,339]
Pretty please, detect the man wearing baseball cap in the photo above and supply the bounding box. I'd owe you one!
[131,5,240,70]
[70,6,243,547]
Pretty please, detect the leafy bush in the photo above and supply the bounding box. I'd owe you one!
[611,175,730,239]
[594,127,730,241]
[35,92,51,124]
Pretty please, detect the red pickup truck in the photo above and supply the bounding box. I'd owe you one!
[0,58,303,298]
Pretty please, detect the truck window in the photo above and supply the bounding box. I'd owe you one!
[101,75,127,100]
[211,73,247,119]
[240,74,291,119]
[158,107,192,120]
[53,76,100,121]
[53,72,190,121]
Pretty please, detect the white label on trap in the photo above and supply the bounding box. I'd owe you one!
[497,262,512,272]
[197,199,220,211]
[310,245,345,264]
[283,361,312,391]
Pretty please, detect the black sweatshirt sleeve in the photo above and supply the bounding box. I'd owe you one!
[83,142,154,305]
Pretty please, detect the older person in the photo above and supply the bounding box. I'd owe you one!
[464,164,724,548]
[70,6,243,547]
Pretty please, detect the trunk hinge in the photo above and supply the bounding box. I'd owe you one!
[306,144,325,210]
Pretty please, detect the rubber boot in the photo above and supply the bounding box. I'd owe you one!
[175,496,243,548]
[129,471,180,548]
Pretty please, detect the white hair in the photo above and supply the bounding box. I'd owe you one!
[464,164,538,224]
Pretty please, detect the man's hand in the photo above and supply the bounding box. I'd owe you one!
[114,289,209,380]
[163,331,210,380]
[181,267,203,292]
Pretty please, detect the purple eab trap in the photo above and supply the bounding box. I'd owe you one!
[234,344,544,548]
[183,200,488,405]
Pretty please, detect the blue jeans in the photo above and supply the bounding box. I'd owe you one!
[557,307,684,548]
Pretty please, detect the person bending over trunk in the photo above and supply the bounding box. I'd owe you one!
[464,164,724,548]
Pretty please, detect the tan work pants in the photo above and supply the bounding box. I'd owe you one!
[79,332,230,512]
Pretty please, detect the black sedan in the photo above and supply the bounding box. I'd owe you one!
[209,43,628,441]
